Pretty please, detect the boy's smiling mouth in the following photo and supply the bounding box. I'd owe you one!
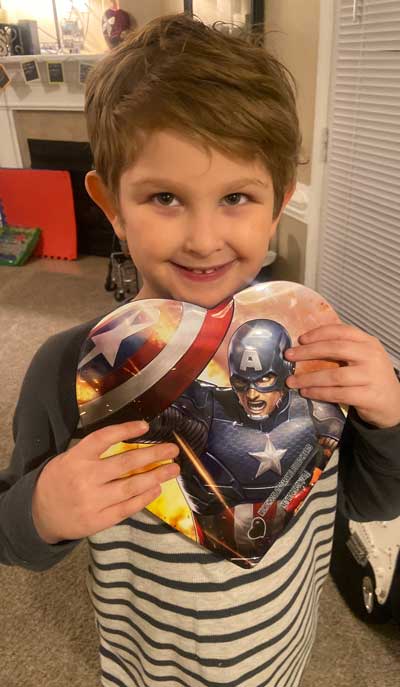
[170,260,236,281]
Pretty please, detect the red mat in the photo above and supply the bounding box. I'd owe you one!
[0,168,77,260]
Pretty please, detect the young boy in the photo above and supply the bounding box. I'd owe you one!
[1,13,399,687]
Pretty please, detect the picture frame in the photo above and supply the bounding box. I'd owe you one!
[0,62,11,90]
[46,61,64,84]
[184,1,264,31]
[21,59,40,83]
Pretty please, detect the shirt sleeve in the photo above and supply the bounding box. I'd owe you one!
[337,406,400,521]
[0,321,95,570]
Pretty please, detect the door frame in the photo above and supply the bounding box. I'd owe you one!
[304,0,336,289]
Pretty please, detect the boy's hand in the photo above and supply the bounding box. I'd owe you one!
[32,421,180,545]
[285,323,400,429]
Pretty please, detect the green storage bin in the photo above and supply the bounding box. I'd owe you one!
[0,226,41,266]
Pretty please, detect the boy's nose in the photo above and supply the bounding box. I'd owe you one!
[183,213,225,257]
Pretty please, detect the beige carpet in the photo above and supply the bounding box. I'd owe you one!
[0,256,399,687]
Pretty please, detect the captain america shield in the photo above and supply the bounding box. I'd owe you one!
[77,297,234,429]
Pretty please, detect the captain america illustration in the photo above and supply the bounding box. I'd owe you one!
[147,319,345,566]
[76,301,345,567]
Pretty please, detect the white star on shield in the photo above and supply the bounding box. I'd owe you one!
[249,436,287,478]
[79,307,159,368]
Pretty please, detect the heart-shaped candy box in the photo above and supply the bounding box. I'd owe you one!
[76,282,345,568]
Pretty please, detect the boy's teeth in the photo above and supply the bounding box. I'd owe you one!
[191,267,217,274]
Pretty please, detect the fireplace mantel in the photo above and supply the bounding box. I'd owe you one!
[0,54,100,168]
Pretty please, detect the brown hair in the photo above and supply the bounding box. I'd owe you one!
[85,12,301,217]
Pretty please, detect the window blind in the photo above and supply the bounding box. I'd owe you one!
[317,0,400,369]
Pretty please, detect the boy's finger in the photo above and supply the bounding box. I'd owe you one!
[285,341,369,364]
[298,323,370,345]
[100,442,180,483]
[81,421,150,459]
[102,461,180,507]
[299,386,370,406]
[287,366,368,389]
[96,485,164,532]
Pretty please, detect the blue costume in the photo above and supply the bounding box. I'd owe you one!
[149,320,345,565]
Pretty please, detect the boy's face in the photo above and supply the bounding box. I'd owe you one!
[90,130,291,308]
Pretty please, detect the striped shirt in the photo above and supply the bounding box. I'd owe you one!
[88,453,338,687]
[4,320,399,686]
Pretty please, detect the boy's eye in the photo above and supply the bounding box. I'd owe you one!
[223,193,249,206]
[150,191,250,207]
[151,192,179,207]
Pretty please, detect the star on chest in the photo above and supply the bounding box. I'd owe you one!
[249,435,287,478]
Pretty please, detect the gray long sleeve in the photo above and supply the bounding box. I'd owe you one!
[337,406,400,521]
[0,320,95,570]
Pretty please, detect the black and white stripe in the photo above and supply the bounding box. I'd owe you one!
[87,454,339,687]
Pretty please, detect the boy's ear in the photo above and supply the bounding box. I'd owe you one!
[271,184,296,233]
[85,171,126,239]
[283,184,296,208]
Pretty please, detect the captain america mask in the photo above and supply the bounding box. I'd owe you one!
[228,319,294,419]
[230,372,280,394]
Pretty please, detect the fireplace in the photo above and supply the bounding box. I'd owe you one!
[28,138,114,257]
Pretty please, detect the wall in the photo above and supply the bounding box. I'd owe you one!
[120,1,182,25]
[120,1,251,27]
[265,0,320,284]
[265,0,320,186]
[270,215,307,284]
